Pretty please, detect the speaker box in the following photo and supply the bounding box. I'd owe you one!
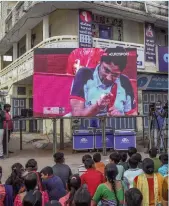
[28,109,33,117]
[21,109,28,117]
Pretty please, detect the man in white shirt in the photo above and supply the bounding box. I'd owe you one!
[124,155,144,188]
[70,47,136,117]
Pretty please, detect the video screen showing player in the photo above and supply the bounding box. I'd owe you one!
[70,47,137,117]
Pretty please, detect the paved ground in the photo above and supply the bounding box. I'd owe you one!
[0,132,151,183]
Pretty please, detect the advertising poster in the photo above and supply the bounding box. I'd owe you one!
[145,22,156,62]
[33,47,138,117]
[79,10,93,48]
[158,46,169,72]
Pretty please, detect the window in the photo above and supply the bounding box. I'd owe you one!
[155,28,168,46]
[3,55,12,61]
[49,24,52,37]
[92,13,123,41]
[17,87,26,95]
[99,25,112,39]
[150,94,155,103]
[7,9,11,15]
[143,94,148,102]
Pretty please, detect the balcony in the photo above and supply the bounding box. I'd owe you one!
[0,36,78,89]
[93,1,168,27]
[5,1,37,33]
[97,1,168,17]
[0,35,159,90]
[1,1,168,54]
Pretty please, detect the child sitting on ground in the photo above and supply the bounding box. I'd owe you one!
[78,154,92,176]
[125,188,143,206]
[149,147,161,172]
[0,166,13,206]
[158,153,168,176]
[119,152,129,171]
[132,153,142,169]
[93,153,105,175]
[128,147,137,158]
[40,166,66,201]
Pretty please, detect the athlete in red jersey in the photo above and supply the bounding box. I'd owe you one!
[66,48,104,75]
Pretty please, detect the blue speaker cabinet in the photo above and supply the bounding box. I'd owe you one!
[73,129,94,150]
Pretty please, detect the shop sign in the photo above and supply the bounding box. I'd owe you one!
[78,10,93,48]
[137,74,168,90]
[145,22,156,62]
[92,14,122,27]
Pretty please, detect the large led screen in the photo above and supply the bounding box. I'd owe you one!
[33,48,138,117]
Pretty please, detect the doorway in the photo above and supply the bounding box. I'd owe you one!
[29,98,37,132]
[12,98,26,131]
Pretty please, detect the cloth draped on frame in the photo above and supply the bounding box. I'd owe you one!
[136,173,163,206]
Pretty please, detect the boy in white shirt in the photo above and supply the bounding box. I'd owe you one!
[124,155,144,188]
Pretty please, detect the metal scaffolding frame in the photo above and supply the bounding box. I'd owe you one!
[5,115,154,158]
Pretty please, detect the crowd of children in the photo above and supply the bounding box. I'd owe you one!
[0,147,168,206]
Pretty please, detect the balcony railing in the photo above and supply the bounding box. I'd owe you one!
[0,36,78,89]
[0,35,158,90]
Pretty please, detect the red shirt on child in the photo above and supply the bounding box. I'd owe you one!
[80,168,104,197]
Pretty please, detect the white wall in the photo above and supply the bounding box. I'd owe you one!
[0,1,17,40]
[31,21,43,47]
[18,35,26,57]
[49,10,78,36]
[123,20,144,44]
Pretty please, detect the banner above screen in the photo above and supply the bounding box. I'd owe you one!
[33,48,138,117]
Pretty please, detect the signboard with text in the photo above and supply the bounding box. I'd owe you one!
[137,74,168,90]
[79,10,93,48]
[145,22,156,62]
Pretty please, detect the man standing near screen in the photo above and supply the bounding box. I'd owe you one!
[70,47,136,117]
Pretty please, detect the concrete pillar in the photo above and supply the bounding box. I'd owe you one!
[137,90,143,131]
[26,30,32,51]
[13,43,18,61]
[43,15,49,40]
[0,55,3,71]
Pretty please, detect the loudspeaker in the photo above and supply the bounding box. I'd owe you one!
[21,109,28,117]
[28,109,33,117]
[21,109,33,117]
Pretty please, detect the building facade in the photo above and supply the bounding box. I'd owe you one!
[0,1,168,133]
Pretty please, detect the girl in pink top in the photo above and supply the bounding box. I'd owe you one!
[59,174,81,206]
